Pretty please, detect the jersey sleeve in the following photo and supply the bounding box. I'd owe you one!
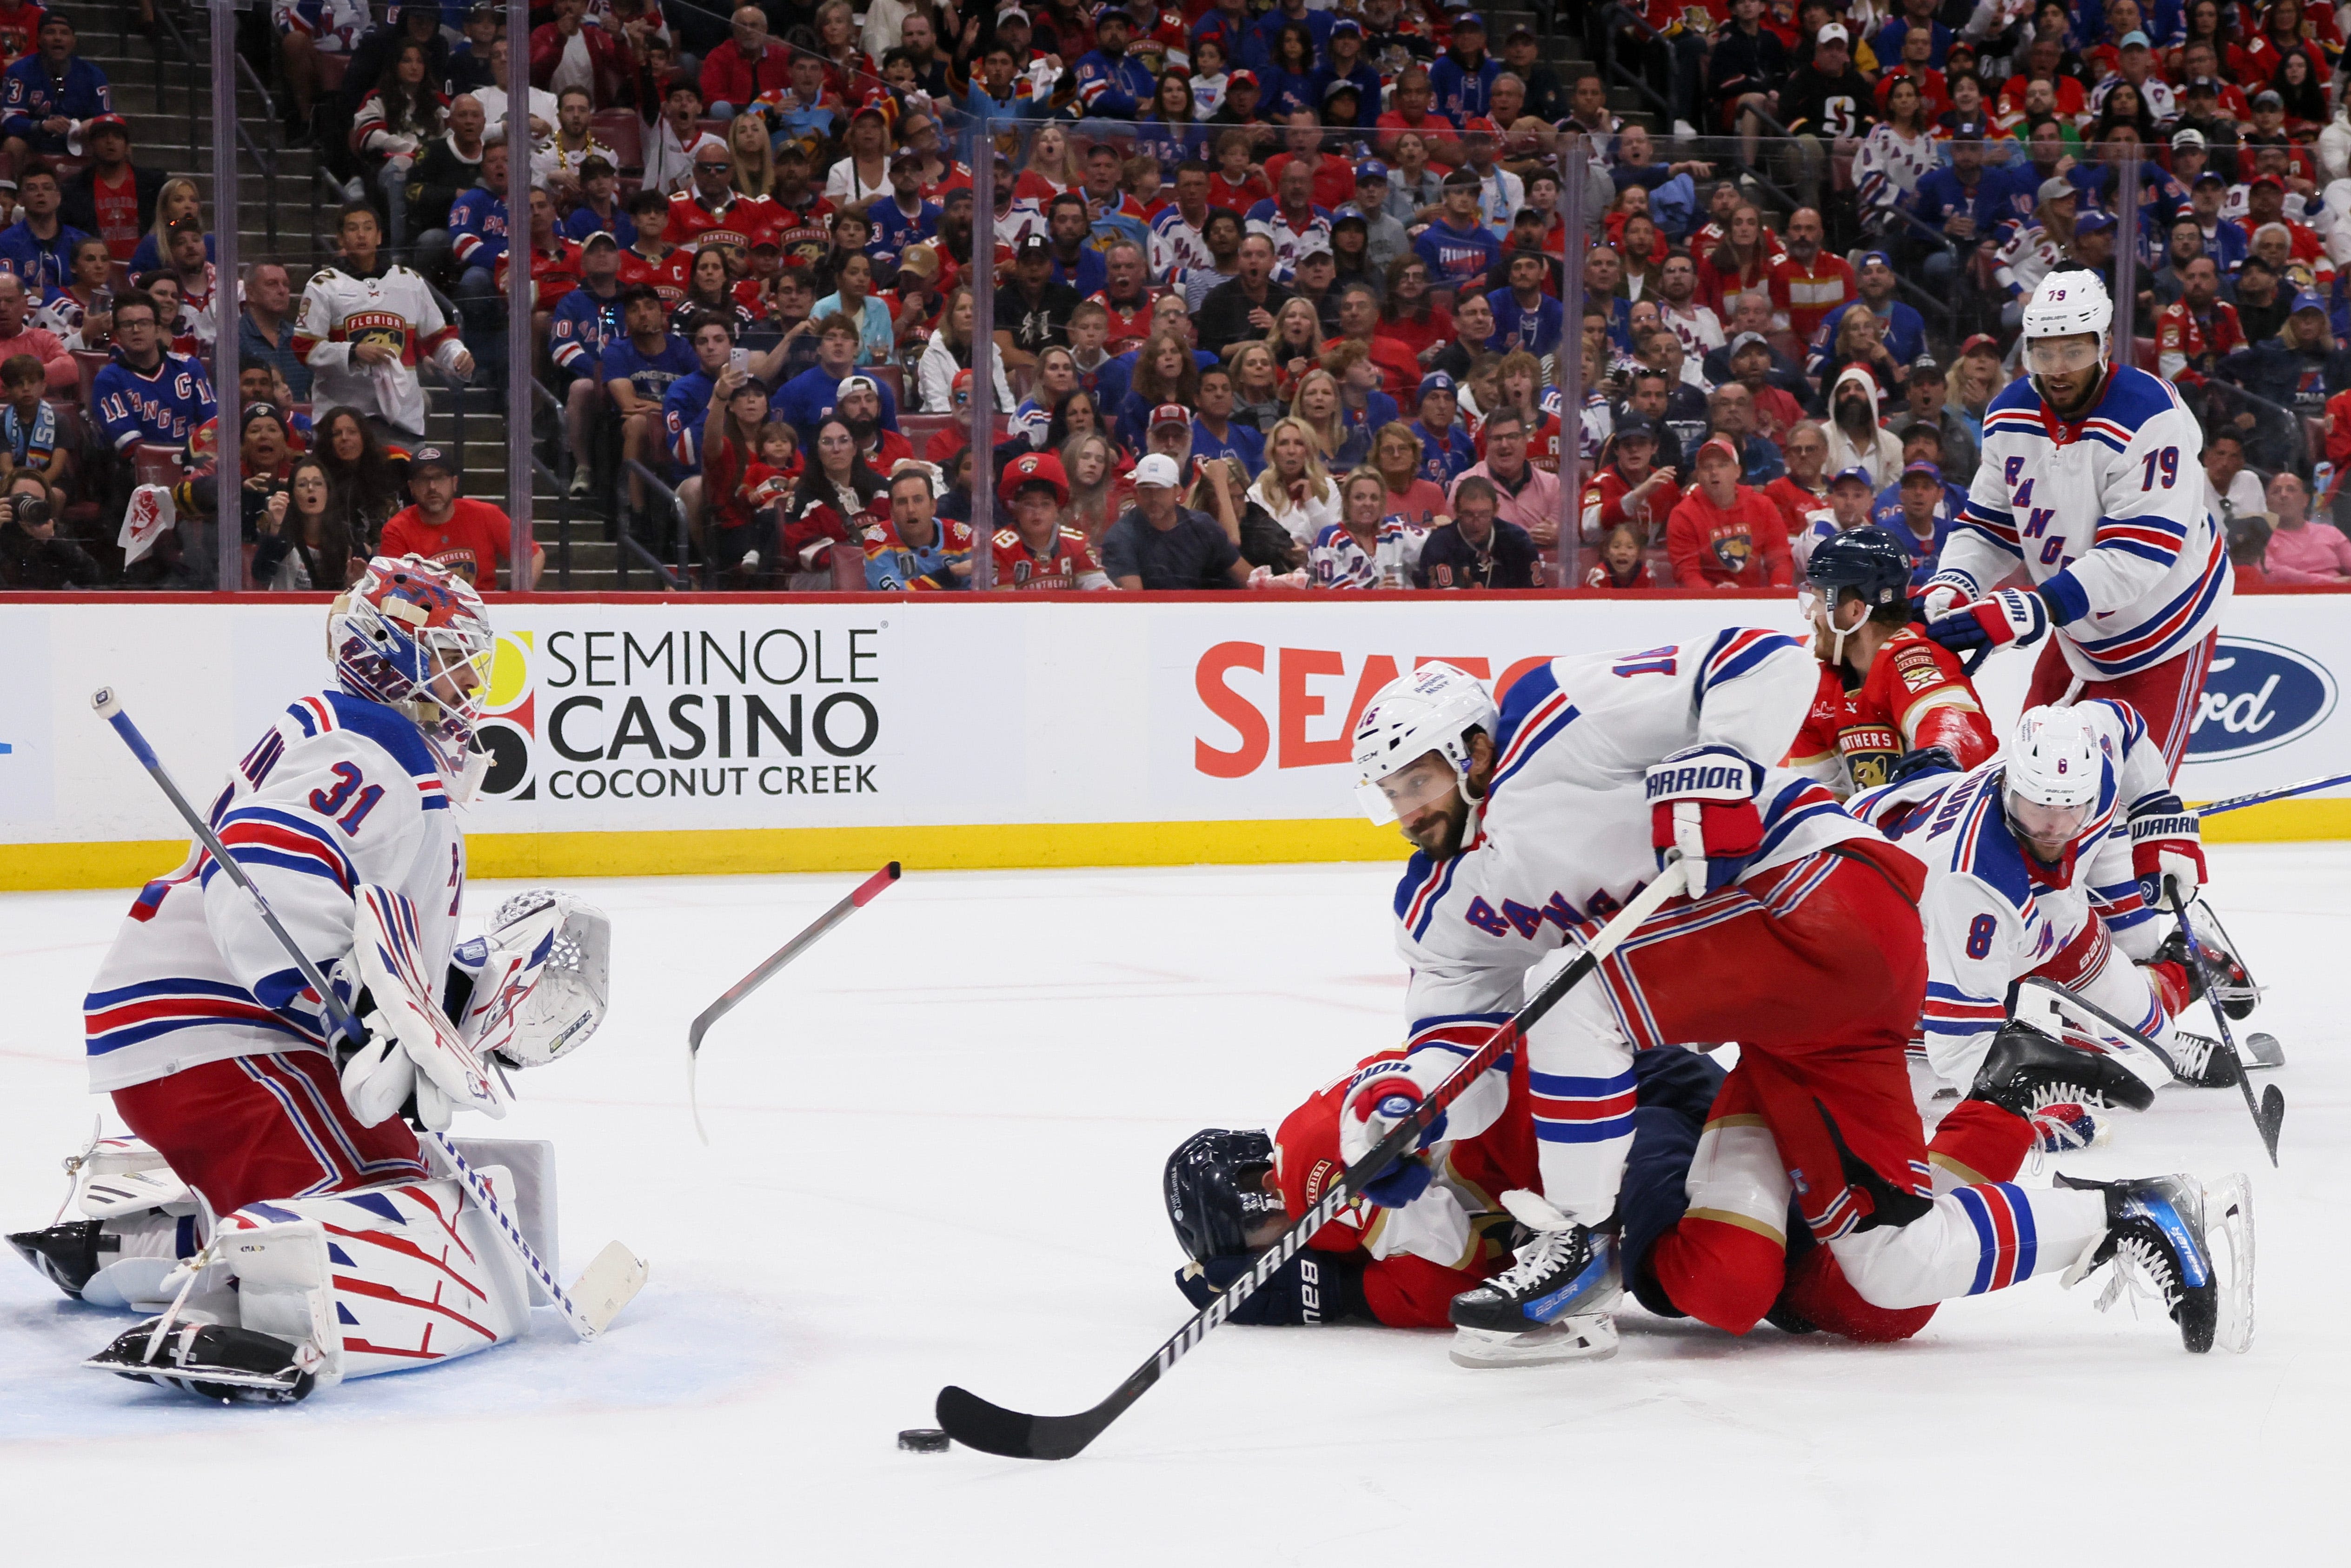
[200,724,432,1040]
[1936,442,2026,596]
[2037,398,2209,628]
[1917,871,2024,1088]
[1880,635,1995,766]
[293,273,351,374]
[1686,626,1820,766]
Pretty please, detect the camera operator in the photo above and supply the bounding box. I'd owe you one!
[0,471,98,587]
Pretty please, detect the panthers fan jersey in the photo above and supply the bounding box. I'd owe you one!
[293,263,468,437]
[1788,626,1997,797]
[989,526,1106,591]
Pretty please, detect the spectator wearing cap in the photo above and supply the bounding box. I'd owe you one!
[1413,169,1501,303]
[1774,25,1866,213]
[1494,23,1562,123]
[1991,175,2076,326]
[1346,162,1408,275]
[1787,462,1879,568]
[775,312,901,439]
[58,112,161,261]
[2093,29,2176,123]
[0,13,106,172]
[1411,370,1476,485]
[1429,11,1500,124]
[1903,126,2009,298]
[867,150,942,272]
[1720,328,1806,447]
[1450,405,1559,551]
[2170,65,2244,158]
[2235,171,2330,281]
[1316,18,1384,113]
[2215,288,2351,469]
[994,233,1086,367]
[2179,166,2249,274]
[1102,451,1250,588]
[1667,434,1792,590]
[1869,458,1953,590]
[550,231,625,497]
[379,445,543,590]
[1886,361,1978,484]
[1811,251,1926,375]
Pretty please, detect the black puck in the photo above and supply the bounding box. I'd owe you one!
[897,1427,950,1454]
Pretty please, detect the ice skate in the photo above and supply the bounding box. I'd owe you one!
[1448,1193,1622,1368]
[86,1316,319,1405]
[2055,1172,2254,1354]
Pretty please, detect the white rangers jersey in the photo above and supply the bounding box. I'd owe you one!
[293,263,470,439]
[83,692,466,1094]
[1993,222,2064,301]
[1853,124,1940,219]
[1148,204,1216,284]
[1943,364,2231,681]
[1388,630,1879,1143]
[1846,698,2172,1086]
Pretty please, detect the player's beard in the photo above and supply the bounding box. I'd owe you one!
[1399,790,1472,859]
[2037,362,2106,420]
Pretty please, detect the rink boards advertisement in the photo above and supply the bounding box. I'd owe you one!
[1,592,2344,888]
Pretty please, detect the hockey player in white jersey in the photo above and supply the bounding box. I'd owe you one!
[7,557,614,1402]
[1849,702,2225,1185]
[1344,648,2252,1358]
[1925,268,2230,775]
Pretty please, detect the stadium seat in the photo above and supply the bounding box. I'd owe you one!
[317,53,349,95]
[72,350,108,410]
[132,443,181,487]
[870,363,901,406]
[592,110,644,173]
[900,413,954,448]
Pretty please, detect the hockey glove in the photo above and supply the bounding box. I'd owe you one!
[1887,744,1963,784]
[1926,586,2051,656]
[1174,1249,1368,1325]
[1336,1058,1449,1175]
[1919,582,1967,623]
[2129,792,2205,908]
[1646,744,1765,894]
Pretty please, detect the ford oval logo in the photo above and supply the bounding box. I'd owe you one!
[2186,638,2338,761]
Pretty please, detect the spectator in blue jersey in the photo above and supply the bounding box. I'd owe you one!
[1043,194,1109,298]
[1412,170,1500,303]
[93,289,215,560]
[1410,371,1475,485]
[1429,13,1500,125]
[601,285,698,510]
[1074,10,1155,120]
[1902,128,2008,298]
[1258,23,1321,119]
[0,163,87,294]
[0,14,110,171]
[1869,459,1953,589]
[1315,20,1384,113]
[1811,252,1927,374]
[1189,363,1266,469]
[774,312,899,440]
[551,232,624,499]
[446,141,511,359]
[865,151,940,272]
[1487,250,1562,360]
[1247,0,1332,71]
[1871,0,1951,70]
[1192,0,1255,71]
[561,156,634,251]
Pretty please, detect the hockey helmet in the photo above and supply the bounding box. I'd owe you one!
[1806,524,1914,609]
[2004,705,2114,883]
[2020,268,2112,374]
[999,449,1070,508]
[326,555,495,785]
[1350,661,1500,825]
[1164,1128,1282,1262]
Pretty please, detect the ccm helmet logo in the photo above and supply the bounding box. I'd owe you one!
[2188,638,2338,761]
[1646,764,1748,798]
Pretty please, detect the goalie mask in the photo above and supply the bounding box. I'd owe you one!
[327,556,495,794]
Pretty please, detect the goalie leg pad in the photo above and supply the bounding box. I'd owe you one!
[208,1174,533,1387]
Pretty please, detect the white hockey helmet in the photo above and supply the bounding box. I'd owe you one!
[2020,269,2113,371]
[1350,661,1500,824]
[2005,705,2107,877]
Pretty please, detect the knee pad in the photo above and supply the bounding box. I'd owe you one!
[1649,1214,1787,1336]
[1779,1246,1937,1344]
[205,1174,533,1389]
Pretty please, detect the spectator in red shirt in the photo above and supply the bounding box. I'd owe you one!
[529,0,634,109]
[59,114,163,262]
[1264,111,1356,211]
[378,445,545,589]
[1206,127,1272,213]
[1766,205,1856,341]
[700,5,793,119]
[495,187,584,348]
[0,269,71,390]
[1667,436,1793,590]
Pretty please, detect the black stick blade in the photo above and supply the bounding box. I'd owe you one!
[2257,1085,2285,1166]
[935,1385,1113,1461]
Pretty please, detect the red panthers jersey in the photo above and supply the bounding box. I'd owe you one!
[663,192,782,253]
[619,245,694,306]
[989,526,1102,590]
[1086,288,1156,352]
[1789,625,1997,794]
[1272,1045,1534,1328]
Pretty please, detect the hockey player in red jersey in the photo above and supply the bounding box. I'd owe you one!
[1788,525,1998,797]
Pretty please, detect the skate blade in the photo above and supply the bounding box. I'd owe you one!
[79,1350,302,1395]
[1447,1314,1620,1369]
[571,1240,650,1336]
[2204,1173,2256,1355]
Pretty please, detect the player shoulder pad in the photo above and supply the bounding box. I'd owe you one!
[1488,657,1561,759]
[308,264,351,284]
[1982,373,2046,419]
[1390,846,1444,923]
[2096,362,2186,423]
[1056,526,1090,545]
[1888,626,1963,682]
[314,690,444,788]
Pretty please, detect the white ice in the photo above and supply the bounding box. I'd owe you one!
[0,850,2341,1565]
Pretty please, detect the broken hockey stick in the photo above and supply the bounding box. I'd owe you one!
[934,858,1693,1462]
[90,687,648,1341]
[2168,888,2285,1167]
[2192,771,2351,820]
[684,860,900,1144]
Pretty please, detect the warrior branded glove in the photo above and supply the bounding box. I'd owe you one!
[1646,744,1765,894]
[1920,582,1966,622]
[1174,1249,1368,1325]
[2129,792,2205,907]
[1337,1058,1449,1178]
[1926,586,2052,655]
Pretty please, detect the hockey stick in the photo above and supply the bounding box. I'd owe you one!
[684,861,900,1144]
[934,858,1693,1462]
[2192,771,2351,820]
[2167,889,2284,1166]
[91,687,648,1341]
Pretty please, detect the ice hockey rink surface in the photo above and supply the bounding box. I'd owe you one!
[1,850,2341,1565]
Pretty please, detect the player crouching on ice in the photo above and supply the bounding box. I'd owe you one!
[6,558,616,1403]
[1303,655,2251,1357]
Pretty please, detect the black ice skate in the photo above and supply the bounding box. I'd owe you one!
[2055,1172,2254,1354]
[1448,1206,1621,1368]
[2164,1030,2241,1089]
[1971,1019,2158,1121]
[86,1317,318,1404]
[2154,901,2260,1021]
[7,1219,106,1299]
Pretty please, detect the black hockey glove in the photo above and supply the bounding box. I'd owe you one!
[1887,745,1962,784]
[1173,1249,1368,1325]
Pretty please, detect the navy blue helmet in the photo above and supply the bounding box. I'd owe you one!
[1805,524,1914,610]
[1164,1128,1282,1262]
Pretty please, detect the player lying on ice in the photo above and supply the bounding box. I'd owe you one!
[1182,650,2251,1360]
[7,558,614,1403]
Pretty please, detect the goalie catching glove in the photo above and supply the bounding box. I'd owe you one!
[340,887,611,1129]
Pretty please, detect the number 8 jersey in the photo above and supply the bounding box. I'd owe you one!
[1939,363,2230,682]
[83,692,466,1094]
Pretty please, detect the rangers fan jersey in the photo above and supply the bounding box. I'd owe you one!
[1942,364,2231,681]
[83,692,465,1095]
[1388,632,1877,1149]
[1788,626,1996,796]
[293,264,470,438]
[1846,698,2172,1087]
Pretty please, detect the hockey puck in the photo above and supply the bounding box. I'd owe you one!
[897,1427,950,1454]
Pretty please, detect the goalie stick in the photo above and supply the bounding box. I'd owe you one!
[91,687,648,1341]
[933,858,1693,1462]
[685,861,901,1143]
[2168,889,2285,1167]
